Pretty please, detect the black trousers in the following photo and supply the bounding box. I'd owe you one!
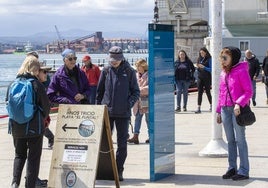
[12,135,43,188]
[44,127,54,140]
[109,117,129,172]
[197,78,212,106]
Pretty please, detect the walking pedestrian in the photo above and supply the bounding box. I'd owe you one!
[216,46,252,181]
[195,47,212,113]
[128,59,149,144]
[7,56,50,188]
[174,50,195,112]
[96,46,140,181]
[81,55,101,104]
[244,49,260,106]
[262,49,268,104]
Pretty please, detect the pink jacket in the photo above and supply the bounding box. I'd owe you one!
[216,61,253,113]
[133,71,148,115]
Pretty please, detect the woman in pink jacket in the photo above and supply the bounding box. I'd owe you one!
[128,59,149,144]
[216,46,253,181]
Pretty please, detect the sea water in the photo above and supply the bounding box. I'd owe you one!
[0,53,148,115]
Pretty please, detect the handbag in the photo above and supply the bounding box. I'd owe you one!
[225,76,256,126]
[236,104,256,126]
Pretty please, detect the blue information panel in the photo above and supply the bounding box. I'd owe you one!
[148,24,175,181]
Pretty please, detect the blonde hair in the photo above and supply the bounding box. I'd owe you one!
[17,56,40,76]
[135,59,148,71]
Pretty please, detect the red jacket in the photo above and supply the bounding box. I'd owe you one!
[81,64,101,86]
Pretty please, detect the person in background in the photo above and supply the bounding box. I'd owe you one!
[27,53,54,150]
[81,55,101,104]
[47,49,90,104]
[96,46,140,181]
[195,47,212,114]
[244,49,260,106]
[262,49,268,104]
[128,59,149,144]
[174,50,195,112]
[7,56,50,188]
[38,62,54,149]
[216,46,252,181]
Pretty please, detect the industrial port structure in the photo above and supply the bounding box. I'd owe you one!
[46,31,148,54]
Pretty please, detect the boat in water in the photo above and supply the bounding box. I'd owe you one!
[13,41,33,54]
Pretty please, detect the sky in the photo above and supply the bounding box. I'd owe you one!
[0,0,154,37]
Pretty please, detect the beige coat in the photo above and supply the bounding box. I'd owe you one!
[133,71,148,115]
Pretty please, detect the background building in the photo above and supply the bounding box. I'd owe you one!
[156,0,268,62]
[156,0,209,62]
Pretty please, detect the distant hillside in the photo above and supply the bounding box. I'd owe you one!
[0,29,147,45]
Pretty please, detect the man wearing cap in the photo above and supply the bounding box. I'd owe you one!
[96,46,140,181]
[81,55,101,104]
[47,49,90,104]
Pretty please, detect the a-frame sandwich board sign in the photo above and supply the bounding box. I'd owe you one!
[48,104,120,188]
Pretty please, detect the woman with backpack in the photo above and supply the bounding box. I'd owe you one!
[174,50,195,112]
[6,56,50,188]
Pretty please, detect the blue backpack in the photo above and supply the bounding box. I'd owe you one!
[6,77,36,124]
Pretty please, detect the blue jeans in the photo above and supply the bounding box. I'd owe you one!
[251,80,256,101]
[134,111,149,135]
[221,106,249,176]
[175,80,191,108]
[89,86,97,104]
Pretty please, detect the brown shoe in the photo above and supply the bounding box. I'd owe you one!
[127,134,139,144]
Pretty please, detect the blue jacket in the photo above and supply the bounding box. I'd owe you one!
[47,65,90,104]
[96,60,140,118]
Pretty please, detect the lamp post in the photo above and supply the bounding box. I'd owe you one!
[199,0,228,157]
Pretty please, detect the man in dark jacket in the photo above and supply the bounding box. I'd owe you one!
[96,46,140,181]
[245,50,260,106]
[47,49,90,104]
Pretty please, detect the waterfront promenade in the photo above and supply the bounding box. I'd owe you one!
[0,82,268,187]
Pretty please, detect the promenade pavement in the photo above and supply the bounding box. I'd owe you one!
[0,82,268,188]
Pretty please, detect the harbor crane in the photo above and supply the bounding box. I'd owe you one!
[54,25,69,52]
[54,25,64,41]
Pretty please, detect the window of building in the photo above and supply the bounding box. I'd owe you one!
[239,41,250,52]
[186,0,202,8]
[157,0,168,8]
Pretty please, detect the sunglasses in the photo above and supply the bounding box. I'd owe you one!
[220,55,228,61]
[68,57,77,61]
[40,70,48,74]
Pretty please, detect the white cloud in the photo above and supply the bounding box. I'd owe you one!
[0,0,154,36]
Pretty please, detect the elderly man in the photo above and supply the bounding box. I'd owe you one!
[245,50,260,106]
[47,49,90,104]
[96,46,140,181]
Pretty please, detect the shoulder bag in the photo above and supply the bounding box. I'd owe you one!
[225,76,256,126]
